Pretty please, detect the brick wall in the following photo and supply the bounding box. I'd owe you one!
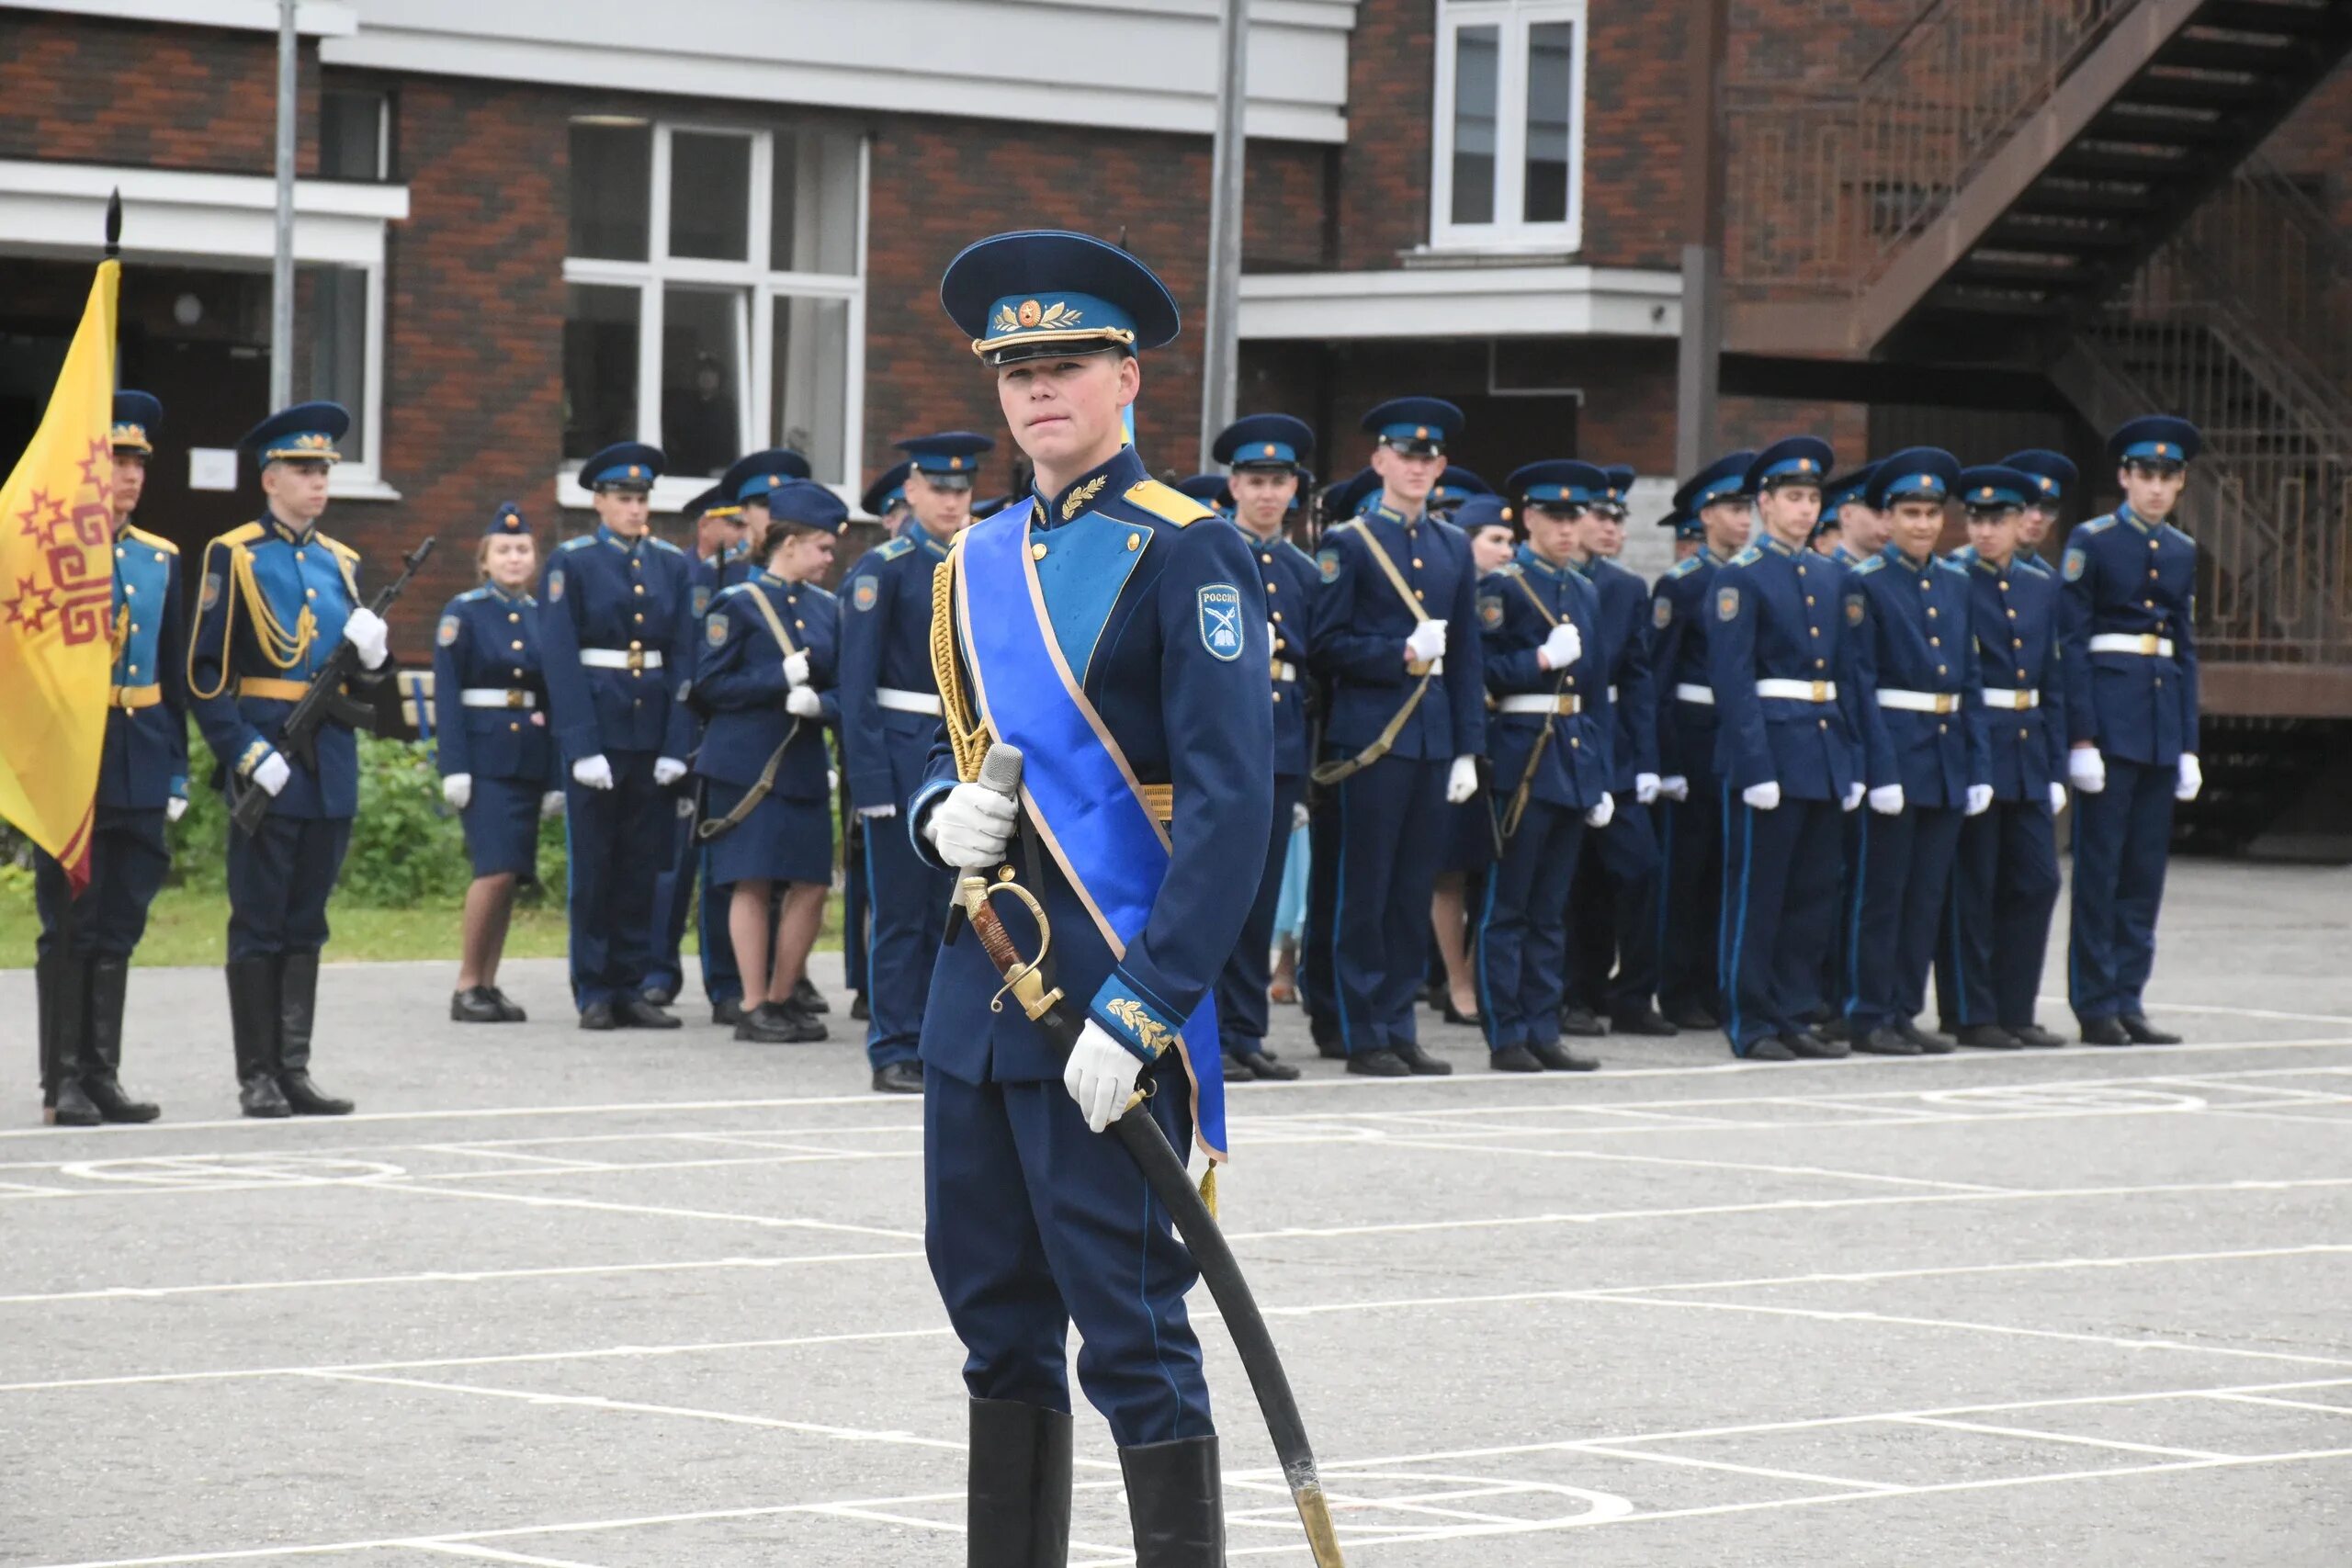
[1335,0,1435,269]
[0,14,315,174]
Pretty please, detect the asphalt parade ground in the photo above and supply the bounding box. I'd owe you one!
[4,858,2348,1567]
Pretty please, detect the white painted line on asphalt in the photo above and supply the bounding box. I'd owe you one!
[1892,1415,2238,1461]
[2197,1392,2352,1416]
[362,1179,925,1240]
[1566,1442,1905,1493]
[412,1544,621,1568]
[1363,1139,2024,1192]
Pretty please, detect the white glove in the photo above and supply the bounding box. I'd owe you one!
[676,795,696,819]
[1634,773,1661,806]
[652,757,688,786]
[1064,1019,1147,1135]
[2068,747,2106,795]
[1405,619,1448,666]
[2176,752,2201,803]
[251,750,291,797]
[1843,782,1865,813]
[857,803,898,820]
[925,780,1019,869]
[166,795,188,823]
[572,754,615,791]
[1292,799,1311,833]
[341,607,390,670]
[540,790,565,819]
[1445,754,1479,805]
[2048,782,2067,816]
[1537,621,1582,671]
[443,773,473,811]
[1965,784,1994,818]
[1741,780,1781,811]
[1585,793,1616,829]
[1868,783,1905,815]
[783,650,811,687]
[786,686,823,719]
[1659,775,1690,803]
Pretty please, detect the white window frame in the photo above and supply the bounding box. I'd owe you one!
[1429,0,1589,255]
[559,119,868,513]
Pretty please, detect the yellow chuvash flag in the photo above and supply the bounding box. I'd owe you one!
[0,259,119,892]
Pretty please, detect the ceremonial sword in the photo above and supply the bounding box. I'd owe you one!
[956,742,1346,1568]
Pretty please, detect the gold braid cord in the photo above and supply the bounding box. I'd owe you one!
[930,549,990,783]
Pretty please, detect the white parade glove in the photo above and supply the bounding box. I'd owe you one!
[829,768,840,791]
[652,757,688,786]
[2048,782,2067,816]
[341,607,390,670]
[1064,1019,1147,1134]
[1843,782,1866,813]
[786,686,823,719]
[2068,747,2106,795]
[783,650,812,687]
[856,803,898,820]
[1965,784,1994,818]
[1634,773,1661,806]
[1292,799,1311,833]
[925,780,1018,869]
[166,795,188,823]
[1659,775,1690,803]
[1585,792,1616,829]
[1537,621,1582,671]
[2176,753,2201,803]
[443,773,473,811]
[1741,780,1781,812]
[252,750,291,797]
[1405,619,1448,666]
[540,790,565,819]
[1868,783,1905,815]
[572,754,615,791]
[1445,754,1479,805]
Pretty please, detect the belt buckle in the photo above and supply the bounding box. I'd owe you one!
[506,689,526,709]
[627,649,646,673]
[2140,634,2160,656]
[1811,680,1827,703]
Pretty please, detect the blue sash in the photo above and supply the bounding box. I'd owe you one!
[957,501,1227,1160]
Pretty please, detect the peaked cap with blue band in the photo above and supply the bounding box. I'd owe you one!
[1957,465,2036,512]
[1821,463,1878,517]
[1175,473,1234,510]
[861,461,911,518]
[111,390,162,456]
[762,478,850,535]
[1452,493,1515,533]
[1743,435,1835,494]
[682,483,728,525]
[2107,415,2200,468]
[1326,467,1381,519]
[240,400,349,468]
[1362,397,1464,456]
[721,447,812,507]
[895,431,994,487]
[485,500,530,539]
[2000,448,2078,503]
[1508,459,1610,508]
[1213,413,1315,471]
[579,441,663,491]
[1683,449,1757,512]
[1430,465,1491,505]
[1601,464,1636,507]
[942,230,1181,365]
[1865,446,1961,510]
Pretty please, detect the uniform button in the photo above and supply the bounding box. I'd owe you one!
[1815,658,1826,669]
[1565,677,1576,688]
[1265,581,1277,594]
[1411,558,1423,569]
[508,613,520,624]
[305,588,316,599]
[123,584,135,597]
[129,622,138,634]
[114,547,124,559]
[2012,637,2022,649]
[796,619,805,629]
[2154,677,2163,688]
[1272,692,1283,704]
[2143,599,2154,608]
[629,639,642,650]
[2018,728,2030,739]
[634,584,645,595]
[2149,570,2159,580]
[2017,668,2027,680]
[513,668,524,678]
[1261,552,1271,562]
[153,552,164,563]
[1415,589,1426,601]
[1809,626,1819,637]
[1929,637,1939,647]
[2150,538,2159,549]
[1805,596,1815,605]
[1920,579,1929,590]
[1928,607,1938,619]
[631,559,640,570]
[510,722,521,733]
[511,639,523,650]
[1819,718,1828,730]
[1938,723,1948,734]
[2007,608,2016,618]
[634,612,644,623]
[295,550,306,561]
[1937,665,1947,676]
[1032,542,1048,561]
[1272,612,1283,624]
[1998,580,2008,591]
[1569,737,1579,748]
[128,663,137,674]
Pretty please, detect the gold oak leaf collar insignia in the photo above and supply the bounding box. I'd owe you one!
[1060,475,1109,521]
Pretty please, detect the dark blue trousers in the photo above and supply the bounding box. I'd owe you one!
[842,802,871,998]
[35,807,171,961]
[649,799,695,998]
[2069,758,2174,1024]
[1566,793,1661,1020]
[863,808,949,1071]
[1846,803,1965,1033]
[1658,775,1724,1017]
[1819,811,1860,1021]
[1477,797,1585,1052]
[1300,790,1341,1045]
[562,749,668,1009]
[1216,773,1304,1055]
[923,1066,1209,1447]
[225,814,351,962]
[1720,795,1842,1053]
[1325,754,1449,1053]
[1937,799,2060,1029]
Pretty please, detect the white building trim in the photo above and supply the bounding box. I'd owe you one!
[2,1,356,34]
[1238,264,1683,340]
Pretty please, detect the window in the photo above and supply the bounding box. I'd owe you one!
[1431,2,1588,252]
[318,88,390,182]
[292,261,389,491]
[561,118,865,506]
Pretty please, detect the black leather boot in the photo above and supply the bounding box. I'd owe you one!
[1120,1434,1225,1567]
[83,958,159,1122]
[35,949,61,1117]
[227,958,290,1118]
[48,953,100,1127]
[276,952,353,1116]
[967,1398,1072,1568]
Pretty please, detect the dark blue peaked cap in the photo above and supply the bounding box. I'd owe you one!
[1508,460,1611,507]
[861,461,911,517]
[111,390,162,454]
[241,400,349,467]
[942,230,1181,364]
[1431,465,1491,503]
[723,447,813,506]
[1452,493,1515,533]
[1866,447,1962,510]
[1680,450,1756,512]
[2001,449,2078,503]
[763,478,850,536]
[1744,436,1835,493]
[1363,398,1464,453]
[579,441,662,491]
[1214,413,1315,470]
[895,431,994,479]
[1957,465,2037,511]
[1175,473,1234,509]
[682,483,728,525]
[2108,415,2200,467]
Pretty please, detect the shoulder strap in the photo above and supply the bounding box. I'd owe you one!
[1339,519,1426,621]
[741,581,800,659]
[1510,573,1558,627]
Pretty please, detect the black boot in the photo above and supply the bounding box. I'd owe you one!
[48,953,100,1127]
[276,953,353,1116]
[1120,1434,1224,1568]
[227,958,290,1118]
[35,949,60,1117]
[967,1398,1072,1568]
[83,958,159,1122]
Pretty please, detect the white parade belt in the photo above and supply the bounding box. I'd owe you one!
[2089,632,2175,658]
[460,688,537,709]
[1674,682,1714,705]
[1498,694,1582,716]
[1272,660,1298,682]
[877,687,944,716]
[1978,688,2040,710]
[580,648,662,671]
[1877,688,1959,714]
[1758,678,1838,702]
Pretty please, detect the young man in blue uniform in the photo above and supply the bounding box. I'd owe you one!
[34,392,179,1125]
[1649,450,1754,1031]
[2004,448,2077,570]
[837,430,992,1093]
[1208,413,1316,1083]
[841,461,915,1027]
[1934,466,2071,1048]
[1709,438,1860,1062]
[2063,417,2202,1046]
[188,401,390,1117]
[1844,449,1988,1056]
[913,230,1272,1564]
[1306,397,1486,1077]
[1476,462,1611,1071]
[540,443,698,1031]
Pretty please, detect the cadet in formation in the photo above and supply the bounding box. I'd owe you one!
[839,460,912,1026]
[34,391,177,1126]
[189,401,387,1116]
[914,229,1272,1562]
[434,502,563,1024]
[1425,492,1517,1030]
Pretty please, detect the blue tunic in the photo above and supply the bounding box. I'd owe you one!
[1849,546,1986,809]
[2059,505,2199,766]
[99,525,189,809]
[1306,499,1485,764]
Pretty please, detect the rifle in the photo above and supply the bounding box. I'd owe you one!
[231,536,436,835]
